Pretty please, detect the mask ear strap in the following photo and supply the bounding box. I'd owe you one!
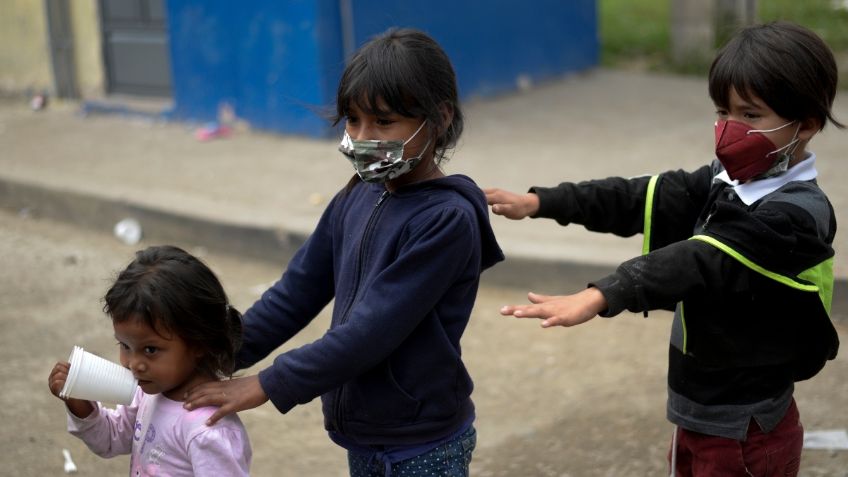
[749,120,796,135]
[411,135,432,159]
[789,121,802,148]
[403,120,428,146]
[767,122,802,158]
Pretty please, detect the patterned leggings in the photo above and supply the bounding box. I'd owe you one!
[347,426,476,477]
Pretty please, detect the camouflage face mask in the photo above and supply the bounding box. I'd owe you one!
[338,121,429,183]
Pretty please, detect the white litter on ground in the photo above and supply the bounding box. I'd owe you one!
[803,429,848,450]
[62,448,77,473]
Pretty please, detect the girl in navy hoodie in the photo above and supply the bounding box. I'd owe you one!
[184,28,503,476]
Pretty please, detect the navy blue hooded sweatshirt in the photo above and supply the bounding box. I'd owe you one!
[236,175,503,445]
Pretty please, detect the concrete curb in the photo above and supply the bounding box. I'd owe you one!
[0,176,619,292]
[3,175,846,320]
[0,178,306,265]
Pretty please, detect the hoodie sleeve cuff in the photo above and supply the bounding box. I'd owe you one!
[589,273,637,317]
[528,186,563,220]
[258,366,298,415]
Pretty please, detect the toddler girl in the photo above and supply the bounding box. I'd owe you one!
[48,245,251,476]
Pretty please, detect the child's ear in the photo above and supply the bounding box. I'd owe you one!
[438,102,454,133]
[798,117,823,141]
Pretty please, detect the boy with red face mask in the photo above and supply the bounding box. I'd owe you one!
[485,21,842,476]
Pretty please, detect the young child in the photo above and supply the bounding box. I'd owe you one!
[182,28,503,476]
[48,245,251,476]
[486,21,841,476]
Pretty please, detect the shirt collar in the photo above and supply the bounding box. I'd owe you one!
[714,152,818,205]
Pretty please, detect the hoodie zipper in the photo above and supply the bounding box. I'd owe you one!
[333,189,390,434]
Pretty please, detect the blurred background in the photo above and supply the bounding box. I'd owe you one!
[2,1,847,476]
[2,0,846,137]
[601,0,848,84]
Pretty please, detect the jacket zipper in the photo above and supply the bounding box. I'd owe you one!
[333,189,390,434]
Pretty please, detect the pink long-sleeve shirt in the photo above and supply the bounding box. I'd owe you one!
[67,388,251,476]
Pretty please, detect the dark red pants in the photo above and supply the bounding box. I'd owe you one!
[669,399,803,477]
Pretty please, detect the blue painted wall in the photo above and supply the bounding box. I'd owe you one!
[167,0,344,136]
[165,0,597,137]
[348,1,598,100]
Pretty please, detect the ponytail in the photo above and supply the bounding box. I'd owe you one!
[221,304,244,376]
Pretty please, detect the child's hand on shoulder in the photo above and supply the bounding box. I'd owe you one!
[184,375,268,426]
[484,188,540,220]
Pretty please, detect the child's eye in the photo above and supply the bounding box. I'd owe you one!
[345,115,359,125]
[376,118,394,126]
[117,342,129,351]
[743,112,760,120]
[143,346,158,355]
[715,109,728,118]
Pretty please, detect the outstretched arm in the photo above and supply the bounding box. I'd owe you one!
[484,188,540,220]
[192,205,483,423]
[500,287,608,328]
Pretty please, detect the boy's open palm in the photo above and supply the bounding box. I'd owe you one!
[500,288,607,328]
[183,375,268,426]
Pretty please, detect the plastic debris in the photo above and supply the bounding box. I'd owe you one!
[516,74,533,92]
[195,122,232,141]
[62,448,77,473]
[113,218,142,245]
[30,91,48,111]
[803,429,848,450]
[218,102,236,124]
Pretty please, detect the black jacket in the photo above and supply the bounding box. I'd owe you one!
[531,160,838,407]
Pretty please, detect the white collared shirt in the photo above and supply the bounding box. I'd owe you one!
[713,152,818,205]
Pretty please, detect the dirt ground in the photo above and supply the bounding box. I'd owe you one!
[2,209,847,476]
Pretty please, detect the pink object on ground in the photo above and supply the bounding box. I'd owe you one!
[194,122,233,141]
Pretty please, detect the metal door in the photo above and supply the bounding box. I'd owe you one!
[100,0,172,96]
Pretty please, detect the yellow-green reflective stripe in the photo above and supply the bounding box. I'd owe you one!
[642,175,660,255]
[680,301,687,354]
[798,257,834,314]
[690,235,819,292]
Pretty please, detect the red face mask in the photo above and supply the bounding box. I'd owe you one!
[714,119,797,181]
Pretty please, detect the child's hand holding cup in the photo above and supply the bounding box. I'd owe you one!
[50,346,137,406]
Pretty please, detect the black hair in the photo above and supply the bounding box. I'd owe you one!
[334,28,464,164]
[709,21,844,130]
[103,245,243,379]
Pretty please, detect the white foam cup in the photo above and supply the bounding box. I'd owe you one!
[59,346,138,405]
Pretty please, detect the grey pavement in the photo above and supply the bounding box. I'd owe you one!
[2,68,848,292]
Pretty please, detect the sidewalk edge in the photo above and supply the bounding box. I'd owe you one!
[2,175,846,320]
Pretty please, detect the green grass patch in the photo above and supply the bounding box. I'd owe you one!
[599,0,670,69]
[760,0,848,50]
[599,0,848,87]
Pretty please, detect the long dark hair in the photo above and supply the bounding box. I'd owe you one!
[103,245,243,378]
[334,28,464,165]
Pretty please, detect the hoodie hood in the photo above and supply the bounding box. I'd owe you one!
[389,174,504,271]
